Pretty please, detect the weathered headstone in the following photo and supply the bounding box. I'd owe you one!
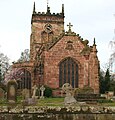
[62,83,76,105]
[22,87,38,105]
[7,79,17,103]
[22,88,30,100]
[40,85,45,99]
[22,85,38,105]
[0,88,5,100]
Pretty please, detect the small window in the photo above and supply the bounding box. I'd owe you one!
[65,41,74,50]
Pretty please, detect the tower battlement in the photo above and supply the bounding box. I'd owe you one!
[31,2,64,24]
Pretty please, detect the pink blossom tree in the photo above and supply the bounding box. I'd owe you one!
[4,67,24,84]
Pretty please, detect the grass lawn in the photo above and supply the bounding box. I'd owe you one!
[0,97,65,106]
[37,97,64,106]
[37,97,115,107]
[1,97,115,107]
[99,102,115,106]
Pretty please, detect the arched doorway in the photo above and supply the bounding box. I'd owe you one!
[59,57,78,88]
[16,69,31,90]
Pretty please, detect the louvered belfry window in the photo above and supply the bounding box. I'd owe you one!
[59,57,78,88]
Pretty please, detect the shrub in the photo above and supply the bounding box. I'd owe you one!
[44,86,52,98]
[36,88,40,97]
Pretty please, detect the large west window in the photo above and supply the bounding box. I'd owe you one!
[59,57,78,88]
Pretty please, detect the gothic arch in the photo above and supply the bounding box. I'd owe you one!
[59,57,79,88]
[58,57,81,67]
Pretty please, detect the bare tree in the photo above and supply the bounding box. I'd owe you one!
[109,41,115,72]
[0,53,10,81]
[17,49,30,62]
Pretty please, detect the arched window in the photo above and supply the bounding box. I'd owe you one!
[16,69,31,89]
[41,30,53,43]
[59,57,78,88]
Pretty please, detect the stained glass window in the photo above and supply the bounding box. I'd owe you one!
[59,57,78,88]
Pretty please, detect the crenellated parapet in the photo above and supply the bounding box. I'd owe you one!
[31,2,64,24]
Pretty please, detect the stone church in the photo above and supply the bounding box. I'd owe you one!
[13,2,99,95]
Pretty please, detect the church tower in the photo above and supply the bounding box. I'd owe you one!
[30,2,64,61]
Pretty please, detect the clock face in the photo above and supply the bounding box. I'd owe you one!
[44,24,52,33]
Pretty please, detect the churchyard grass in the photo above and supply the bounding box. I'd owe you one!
[100,102,115,106]
[0,97,115,107]
[36,98,115,107]
[37,97,64,106]
[0,97,64,106]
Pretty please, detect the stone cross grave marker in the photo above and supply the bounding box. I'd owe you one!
[32,85,38,99]
[62,83,76,105]
[40,85,45,99]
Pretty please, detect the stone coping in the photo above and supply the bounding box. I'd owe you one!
[0,106,115,114]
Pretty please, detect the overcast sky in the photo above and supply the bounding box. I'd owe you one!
[0,0,115,68]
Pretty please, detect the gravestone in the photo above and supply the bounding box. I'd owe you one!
[22,89,30,100]
[40,85,45,99]
[0,88,5,100]
[62,83,76,105]
[7,79,17,103]
[22,85,38,105]
[22,87,38,105]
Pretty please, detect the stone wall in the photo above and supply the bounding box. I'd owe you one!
[0,113,115,120]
